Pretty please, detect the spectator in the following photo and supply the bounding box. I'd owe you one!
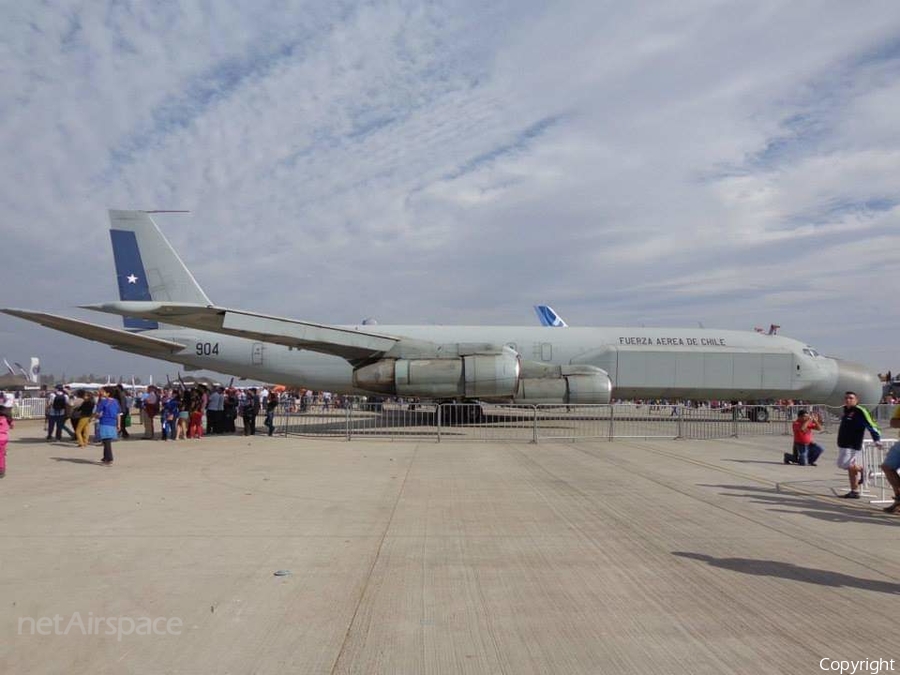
[46,385,69,441]
[0,399,12,477]
[836,391,881,499]
[74,391,95,448]
[224,389,238,433]
[879,404,900,513]
[241,388,259,435]
[115,384,130,439]
[161,391,179,441]
[94,387,121,465]
[188,399,204,439]
[784,410,824,466]
[206,387,224,434]
[142,386,160,440]
[176,393,189,440]
[264,392,278,436]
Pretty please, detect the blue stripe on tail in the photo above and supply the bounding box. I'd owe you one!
[109,229,159,331]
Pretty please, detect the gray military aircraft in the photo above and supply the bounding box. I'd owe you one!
[2,210,883,406]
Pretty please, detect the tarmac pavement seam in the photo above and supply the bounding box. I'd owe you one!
[327,443,421,675]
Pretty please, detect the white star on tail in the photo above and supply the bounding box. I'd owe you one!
[126,274,138,284]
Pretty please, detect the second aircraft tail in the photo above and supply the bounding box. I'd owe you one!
[534,305,568,328]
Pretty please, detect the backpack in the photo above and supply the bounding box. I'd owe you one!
[52,393,67,412]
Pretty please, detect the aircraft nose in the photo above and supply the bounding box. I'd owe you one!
[829,359,883,407]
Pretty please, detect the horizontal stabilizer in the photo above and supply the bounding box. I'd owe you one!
[82,302,400,363]
[2,309,186,355]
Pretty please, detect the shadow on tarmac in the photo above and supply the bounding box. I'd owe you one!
[700,483,900,527]
[673,551,900,595]
[50,457,105,466]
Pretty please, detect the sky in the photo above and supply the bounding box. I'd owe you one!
[1,0,899,383]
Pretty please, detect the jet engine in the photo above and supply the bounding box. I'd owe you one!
[515,364,612,404]
[352,347,521,399]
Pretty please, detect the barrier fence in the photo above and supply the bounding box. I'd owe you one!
[7,398,47,420]
[860,440,897,505]
[275,402,892,443]
[7,397,897,445]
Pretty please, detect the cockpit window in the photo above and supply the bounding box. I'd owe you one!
[802,347,820,358]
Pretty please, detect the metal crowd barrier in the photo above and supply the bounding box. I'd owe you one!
[277,401,439,441]
[277,402,857,443]
[860,439,896,505]
[6,397,47,420]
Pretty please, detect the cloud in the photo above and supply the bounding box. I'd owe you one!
[1,0,898,380]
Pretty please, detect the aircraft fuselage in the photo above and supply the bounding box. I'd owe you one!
[141,324,854,405]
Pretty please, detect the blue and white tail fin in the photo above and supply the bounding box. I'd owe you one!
[109,210,211,331]
[534,305,568,328]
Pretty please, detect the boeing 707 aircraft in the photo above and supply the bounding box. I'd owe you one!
[2,210,883,406]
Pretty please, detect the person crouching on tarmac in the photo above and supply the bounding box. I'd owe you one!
[836,391,881,499]
[785,409,824,466]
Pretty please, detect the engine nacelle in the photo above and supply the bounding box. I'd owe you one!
[352,347,520,399]
[514,365,612,404]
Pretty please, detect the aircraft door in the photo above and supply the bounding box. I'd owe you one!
[251,342,264,366]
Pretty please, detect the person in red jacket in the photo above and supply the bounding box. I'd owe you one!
[785,410,824,466]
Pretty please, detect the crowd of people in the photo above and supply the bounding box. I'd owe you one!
[39,383,287,444]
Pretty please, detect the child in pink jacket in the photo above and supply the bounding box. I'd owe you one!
[0,403,12,478]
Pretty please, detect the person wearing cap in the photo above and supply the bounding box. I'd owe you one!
[784,409,824,466]
[836,391,881,499]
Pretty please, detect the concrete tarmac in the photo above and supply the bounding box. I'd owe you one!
[2,420,899,674]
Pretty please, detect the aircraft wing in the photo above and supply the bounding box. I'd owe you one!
[82,302,403,364]
[2,309,187,355]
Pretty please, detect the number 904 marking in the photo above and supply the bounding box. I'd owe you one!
[195,342,219,356]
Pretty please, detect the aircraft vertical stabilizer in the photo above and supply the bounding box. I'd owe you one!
[534,305,568,327]
[108,210,212,331]
[28,357,40,383]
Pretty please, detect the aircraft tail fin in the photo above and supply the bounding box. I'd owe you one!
[534,305,568,328]
[108,210,211,331]
[13,358,39,383]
